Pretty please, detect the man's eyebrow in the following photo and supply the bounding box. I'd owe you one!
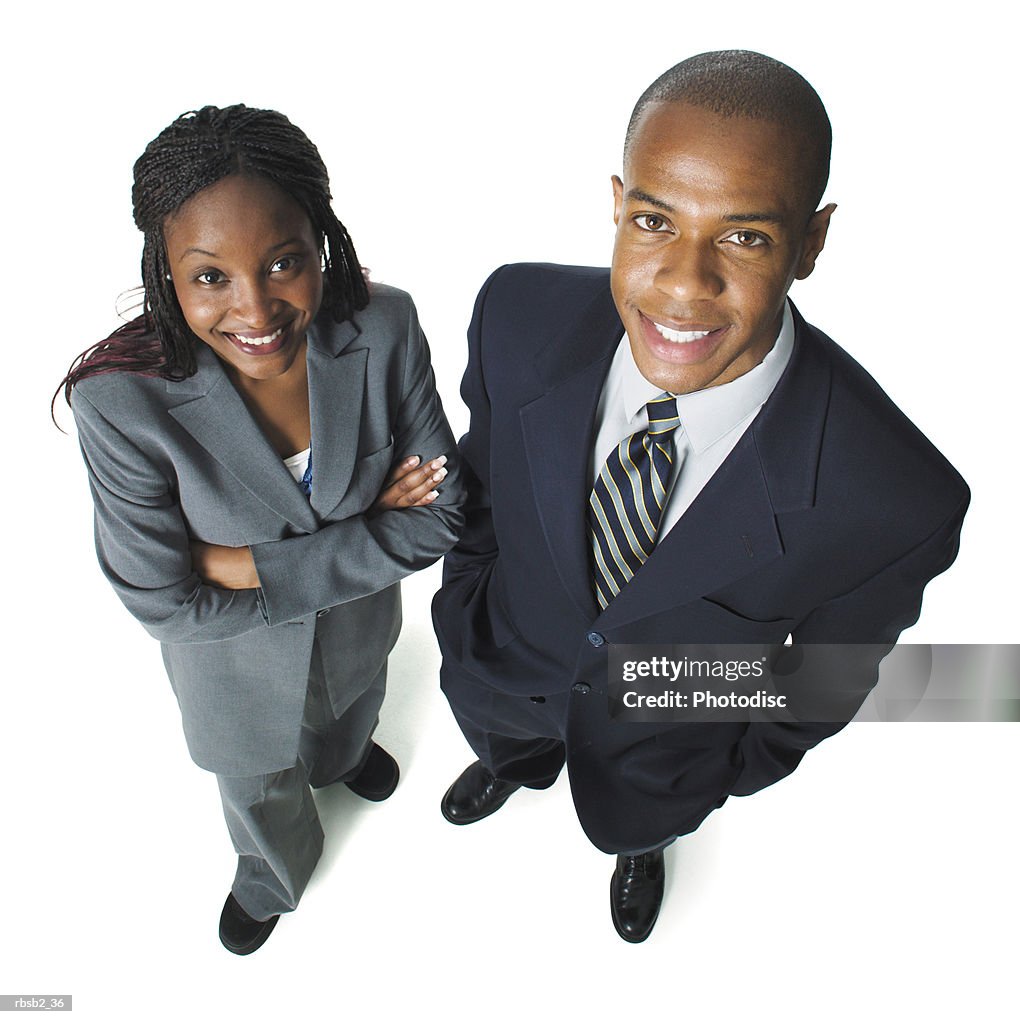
[625,188,675,212]
[625,190,787,226]
[722,212,786,225]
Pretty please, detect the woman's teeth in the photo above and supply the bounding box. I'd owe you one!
[235,328,283,346]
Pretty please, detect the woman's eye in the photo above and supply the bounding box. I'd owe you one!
[270,256,298,273]
[196,270,224,285]
[635,214,669,232]
[724,230,766,247]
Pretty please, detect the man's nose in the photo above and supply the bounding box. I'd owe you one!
[654,238,724,301]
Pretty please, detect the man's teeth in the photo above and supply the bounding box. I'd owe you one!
[653,323,712,344]
[235,328,283,346]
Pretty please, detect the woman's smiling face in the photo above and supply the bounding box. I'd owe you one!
[163,173,324,383]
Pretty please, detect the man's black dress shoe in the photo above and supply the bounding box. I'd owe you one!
[610,849,665,943]
[219,893,279,956]
[441,760,521,825]
[344,743,400,801]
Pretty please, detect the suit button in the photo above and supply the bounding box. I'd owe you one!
[316,608,330,618]
[572,682,591,694]
[586,631,605,647]
[529,696,546,703]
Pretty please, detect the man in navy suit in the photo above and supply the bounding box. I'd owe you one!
[432,50,968,942]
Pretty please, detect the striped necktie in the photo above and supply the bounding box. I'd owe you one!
[588,393,681,610]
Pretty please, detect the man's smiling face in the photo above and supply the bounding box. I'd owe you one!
[610,101,835,395]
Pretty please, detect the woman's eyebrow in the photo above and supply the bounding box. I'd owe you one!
[179,237,308,261]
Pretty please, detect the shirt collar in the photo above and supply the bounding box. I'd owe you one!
[619,301,795,454]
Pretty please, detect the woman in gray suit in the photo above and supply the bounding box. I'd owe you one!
[57,105,464,955]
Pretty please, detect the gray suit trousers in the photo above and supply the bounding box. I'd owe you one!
[217,635,387,921]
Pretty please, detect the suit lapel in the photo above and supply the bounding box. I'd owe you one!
[520,284,622,621]
[595,431,782,629]
[749,303,832,515]
[168,315,368,532]
[166,349,320,534]
[305,317,367,519]
[598,300,832,628]
[165,311,366,533]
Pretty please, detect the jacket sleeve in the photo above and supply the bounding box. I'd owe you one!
[248,305,465,626]
[437,267,507,601]
[72,389,267,644]
[730,490,970,796]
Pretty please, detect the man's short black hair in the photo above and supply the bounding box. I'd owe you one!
[625,50,832,214]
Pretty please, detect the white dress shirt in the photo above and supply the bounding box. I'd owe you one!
[590,301,795,538]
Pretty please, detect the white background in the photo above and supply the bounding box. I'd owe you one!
[3,1,1016,1021]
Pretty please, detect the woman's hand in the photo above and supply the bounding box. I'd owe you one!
[190,541,261,590]
[371,454,448,513]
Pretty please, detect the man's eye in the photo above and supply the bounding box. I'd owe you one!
[634,214,670,232]
[724,230,766,247]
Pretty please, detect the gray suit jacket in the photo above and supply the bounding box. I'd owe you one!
[72,284,464,776]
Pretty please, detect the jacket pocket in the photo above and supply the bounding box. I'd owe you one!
[694,597,796,644]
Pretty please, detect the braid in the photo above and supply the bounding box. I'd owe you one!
[56,104,369,409]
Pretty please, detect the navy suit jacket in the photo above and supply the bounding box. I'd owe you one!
[433,263,969,852]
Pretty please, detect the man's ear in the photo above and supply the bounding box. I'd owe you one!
[612,175,624,227]
[795,203,837,280]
